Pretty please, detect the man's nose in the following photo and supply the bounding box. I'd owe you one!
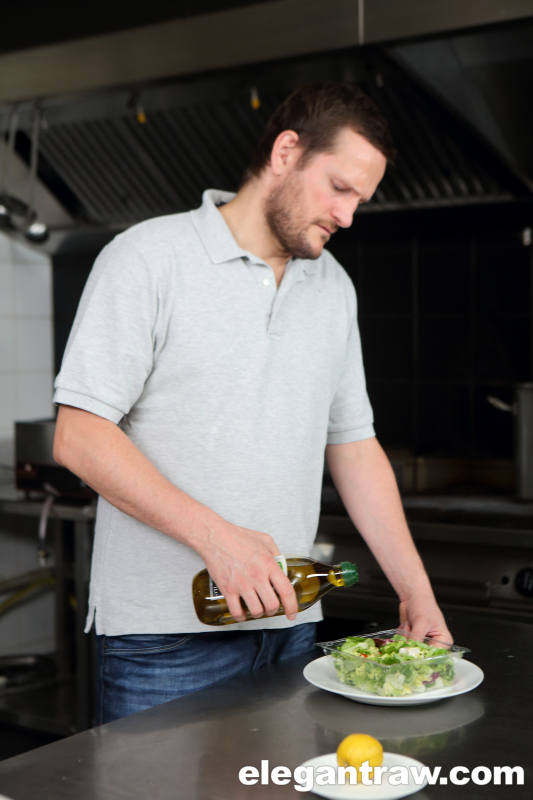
[332,198,360,229]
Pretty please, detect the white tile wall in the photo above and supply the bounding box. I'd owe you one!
[0,230,55,654]
[0,261,13,317]
[0,233,11,263]
[15,373,54,420]
[15,318,54,373]
[0,374,16,434]
[0,319,15,372]
[13,254,53,317]
[0,231,53,430]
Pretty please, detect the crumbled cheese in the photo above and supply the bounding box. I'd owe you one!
[399,647,422,658]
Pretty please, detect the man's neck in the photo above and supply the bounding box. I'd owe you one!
[217,182,290,287]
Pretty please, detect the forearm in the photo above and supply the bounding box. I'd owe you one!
[326,438,433,603]
[54,404,298,622]
[54,405,225,552]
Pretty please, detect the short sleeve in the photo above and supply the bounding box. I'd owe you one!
[327,283,375,445]
[53,236,161,424]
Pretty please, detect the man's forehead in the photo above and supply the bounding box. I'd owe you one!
[297,129,385,176]
[299,128,386,201]
[329,127,385,162]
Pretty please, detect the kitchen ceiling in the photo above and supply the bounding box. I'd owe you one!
[0,1,273,57]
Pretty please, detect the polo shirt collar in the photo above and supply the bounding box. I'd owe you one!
[190,188,319,275]
[190,189,245,264]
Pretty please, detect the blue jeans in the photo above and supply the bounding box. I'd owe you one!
[96,623,316,724]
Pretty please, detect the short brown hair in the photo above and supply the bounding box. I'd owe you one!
[243,81,395,182]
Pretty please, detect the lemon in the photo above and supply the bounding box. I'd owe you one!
[336,733,383,781]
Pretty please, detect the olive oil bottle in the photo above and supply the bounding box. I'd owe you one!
[192,555,358,626]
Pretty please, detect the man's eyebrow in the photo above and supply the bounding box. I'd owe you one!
[332,175,366,197]
[330,172,372,203]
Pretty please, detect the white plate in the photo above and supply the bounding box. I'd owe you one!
[304,656,484,706]
[297,752,427,799]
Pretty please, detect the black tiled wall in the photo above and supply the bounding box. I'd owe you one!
[328,202,533,458]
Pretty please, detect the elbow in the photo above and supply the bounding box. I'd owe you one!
[53,405,109,477]
[53,429,67,467]
[53,412,75,469]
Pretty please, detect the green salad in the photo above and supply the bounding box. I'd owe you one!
[331,634,459,697]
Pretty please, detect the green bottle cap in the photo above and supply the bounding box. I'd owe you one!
[340,561,358,587]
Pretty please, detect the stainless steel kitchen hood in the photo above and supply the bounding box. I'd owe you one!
[11,49,527,228]
[1,5,532,227]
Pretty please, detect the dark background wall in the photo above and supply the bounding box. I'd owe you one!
[328,201,533,459]
[53,199,533,459]
[53,254,100,380]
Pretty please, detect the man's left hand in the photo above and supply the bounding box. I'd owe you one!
[398,592,453,644]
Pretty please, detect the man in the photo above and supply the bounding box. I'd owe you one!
[54,82,451,723]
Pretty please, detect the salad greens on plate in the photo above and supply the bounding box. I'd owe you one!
[326,633,464,697]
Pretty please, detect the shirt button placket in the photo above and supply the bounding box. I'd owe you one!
[260,271,275,333]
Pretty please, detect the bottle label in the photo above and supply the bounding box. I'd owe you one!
[275,555,288,576]
[208,556,288,600]
[208,576,224,600]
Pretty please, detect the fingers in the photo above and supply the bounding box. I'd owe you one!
[270,567,298,621]
[409,618,439,642]
[224,593,247,623]
[226,567,297,623]
[409,620,453,645]
[224,577,284,622]
[426,625,454,645]
[409,624,430,642]
[255,582,283,617]
[399,598,453,644]
[443,628,453,644]
[201,525,297,623]
[398,601,409,627]
[235,573,295,621]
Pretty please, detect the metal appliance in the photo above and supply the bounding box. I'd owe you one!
[488,384,533,500]
[318,513,533,625]
[15,418,95,499]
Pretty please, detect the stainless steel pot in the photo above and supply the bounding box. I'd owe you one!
[488,383,533,499]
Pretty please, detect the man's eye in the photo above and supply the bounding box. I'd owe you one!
[333,184,344,192]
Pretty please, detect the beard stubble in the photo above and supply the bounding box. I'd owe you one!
[264,171,332,261]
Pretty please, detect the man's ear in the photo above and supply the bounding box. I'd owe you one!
[270,130,301,176]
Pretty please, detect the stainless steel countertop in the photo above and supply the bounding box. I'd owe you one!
[0,489,96,521]
[403,494,533,515]
[0,611,530,799]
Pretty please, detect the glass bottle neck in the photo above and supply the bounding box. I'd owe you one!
[327,561,358,588]
[327,568,345,588]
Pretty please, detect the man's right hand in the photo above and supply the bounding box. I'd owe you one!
[196,522,299,623]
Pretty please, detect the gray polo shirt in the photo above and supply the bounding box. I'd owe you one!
[54,189,374,634]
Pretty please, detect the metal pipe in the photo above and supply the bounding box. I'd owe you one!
[26,106,40,223]
[487,385,533,500]
[0,109,17,195]
[516,383,533,500]
[0,567,54,595]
